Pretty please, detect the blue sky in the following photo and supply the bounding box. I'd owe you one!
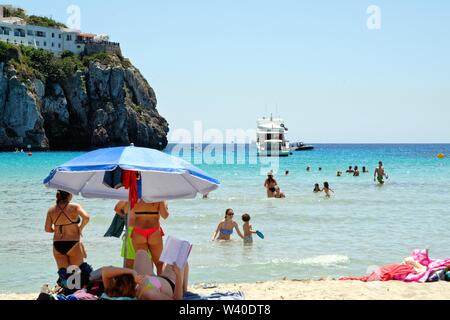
[13,0,450,143]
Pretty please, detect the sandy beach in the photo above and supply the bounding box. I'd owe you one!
[2,279,450,300]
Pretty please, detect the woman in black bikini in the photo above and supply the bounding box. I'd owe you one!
[264,173,278,198]
[45,190,90,272]
[264,172,285,198]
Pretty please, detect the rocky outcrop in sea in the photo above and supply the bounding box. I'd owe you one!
[0,54,169,151]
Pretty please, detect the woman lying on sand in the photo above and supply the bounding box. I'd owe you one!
[100,250,189,300]
[212,209,244,241]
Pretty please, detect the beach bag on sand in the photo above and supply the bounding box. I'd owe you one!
[427,270,446,282]
[56,263,93,292]
[79,262,93,287]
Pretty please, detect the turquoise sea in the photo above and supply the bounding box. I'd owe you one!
[1,144,450,294]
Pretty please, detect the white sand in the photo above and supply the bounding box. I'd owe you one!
[2,279,450,300]
[192,279,450,300]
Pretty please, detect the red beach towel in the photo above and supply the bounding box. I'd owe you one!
[340,264,416,282]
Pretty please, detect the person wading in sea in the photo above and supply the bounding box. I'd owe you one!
[374,161,388,184]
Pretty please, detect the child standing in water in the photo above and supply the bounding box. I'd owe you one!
[323,182,334,198]
[242,214,256,244]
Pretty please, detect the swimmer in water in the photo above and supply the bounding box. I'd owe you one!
[323,182,334,198]
[242,213,257,245]
[353,166,360,177]
[212,209,244,241]
[264,172,277,198]
[374,161,387,184]
[336,171,343,177]
[346,166,354,173]
[313,183,322,193]
[264,171,285,198]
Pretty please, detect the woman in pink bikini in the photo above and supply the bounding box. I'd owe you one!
[129,200,169,275]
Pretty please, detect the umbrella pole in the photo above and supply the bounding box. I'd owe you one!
[123,201,131,268]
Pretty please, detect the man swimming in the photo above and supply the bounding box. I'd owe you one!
[374,161,387,184]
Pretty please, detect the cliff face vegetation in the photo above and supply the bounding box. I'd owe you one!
[0,43,169,151]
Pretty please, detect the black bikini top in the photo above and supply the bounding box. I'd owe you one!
[135,212,159,215]
[54,203,81,237]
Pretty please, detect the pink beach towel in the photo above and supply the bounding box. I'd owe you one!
[339,249,450,283]
[403,249,450,283]
[72,289,99,300]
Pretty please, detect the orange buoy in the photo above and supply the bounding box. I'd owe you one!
[28,152,33,156]
[437,153,445,159]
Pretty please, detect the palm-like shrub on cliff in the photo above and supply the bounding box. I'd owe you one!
[22,47,83,82]
[0,43,120,84]
[2,7,66,28]
[26,15,67,28]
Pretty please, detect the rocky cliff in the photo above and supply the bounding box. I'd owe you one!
[0,48,169,151]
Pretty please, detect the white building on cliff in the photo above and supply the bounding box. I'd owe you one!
[0,4,120,55]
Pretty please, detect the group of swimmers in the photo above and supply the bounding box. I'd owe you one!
[341,161,388,184]
[263,161,388,200]
[337,165,369,177]
[45,191,189,300]
[312,162,388,183]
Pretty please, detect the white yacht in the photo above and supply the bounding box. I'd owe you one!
[256,115,291,157]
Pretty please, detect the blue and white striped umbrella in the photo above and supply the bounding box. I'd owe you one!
[43,146,220,201]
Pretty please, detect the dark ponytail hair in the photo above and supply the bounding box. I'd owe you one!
[56,190,71,205]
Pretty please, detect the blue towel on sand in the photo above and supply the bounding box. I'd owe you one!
[184,291,245,300]
[48,291,245,301]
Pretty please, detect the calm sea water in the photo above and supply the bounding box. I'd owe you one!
[1,144,450,294]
